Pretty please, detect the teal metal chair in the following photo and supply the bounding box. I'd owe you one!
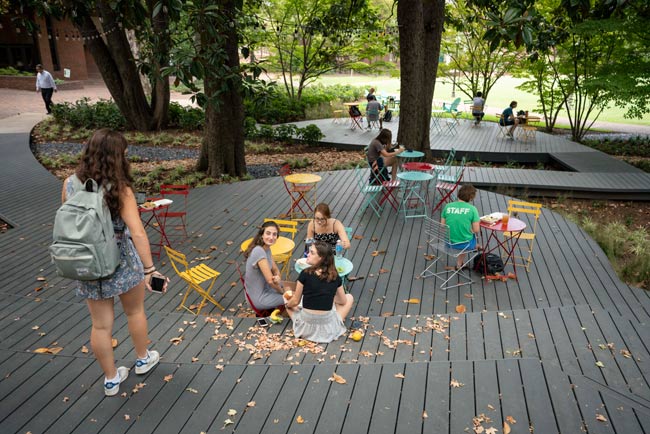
[442,97,462,125]
[354,165,383,218]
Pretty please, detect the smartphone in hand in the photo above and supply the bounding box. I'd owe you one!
[150,275,165,293]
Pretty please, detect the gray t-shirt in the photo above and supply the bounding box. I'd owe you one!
[367,139,385,165]
[245,246,284,310]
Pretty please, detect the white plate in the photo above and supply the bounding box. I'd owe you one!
[154,198,173,206]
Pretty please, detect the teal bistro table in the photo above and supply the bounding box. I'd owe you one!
[397,171,434,219]
[295,256,354,290]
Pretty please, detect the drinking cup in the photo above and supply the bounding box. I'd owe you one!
[501,214,510,226]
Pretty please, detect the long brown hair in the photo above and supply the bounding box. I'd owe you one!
[374,128,392,146]
[244,221,279,258]
[305,241,338,282]
[75,129,133,218]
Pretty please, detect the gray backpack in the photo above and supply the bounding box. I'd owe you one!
[49,176,121,281]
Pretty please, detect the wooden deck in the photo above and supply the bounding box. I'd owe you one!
[1,117,650,433]
[289,117,650,199]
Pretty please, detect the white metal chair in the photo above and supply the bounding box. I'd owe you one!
[419,217,480,290]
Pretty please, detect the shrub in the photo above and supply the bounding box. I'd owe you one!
[0,66,32,76]
[51,98,126,130]
[274,124,298,142]
[582,135,650,158]
[297,124,324,146]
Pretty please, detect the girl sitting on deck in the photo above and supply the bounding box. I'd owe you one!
[285,241,354,343]
[306,203,351,253]
[244,221,293,311]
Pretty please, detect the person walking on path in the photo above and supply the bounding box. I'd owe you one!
[35,64,57,114]
[61,129,167,396]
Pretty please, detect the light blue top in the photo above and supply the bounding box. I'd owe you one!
[397,171,434,182]
[397,150,425,159]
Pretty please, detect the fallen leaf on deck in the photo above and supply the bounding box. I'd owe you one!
[394,373,405,379]
[378,268,389,274]
[487,404,495,411]
[381,312,393,317]
[273,419,279,424]
[450,379,464,388]
[230,282,237,287]
[186,387,198,393]
[424,254,436,260]
[596,414,608,422]
[36,276,47,281]
[504,421,511,434]
[347,275,364,281]
[485,428,497,434]
[212,226,222,230]
[247,401,256,407]
[353,235,363,240]
[464,293,474,299]
[621,349,632,358]
[422,410,428,419]
[528,333,535,339]
[164,374,173,382]
[455,305,467,313]
[329,372,347,384]
[223,418,234,427]
[191,357,199,362]
[505,416,516,424]
[32,347,49,354]
[48,347,63,355]
[170,337,183,345]
[404,298,420,304]
[226,240,234,246]
[124,414,130,421]
[595,361,605,368]
[296,415,305,424]
[371,250,387,257]
[81,345,89,353]
[31,325,39,330]
[227,409,237,417]
[111,338,118,348]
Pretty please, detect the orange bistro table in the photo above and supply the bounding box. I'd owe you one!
[283,173,321,220]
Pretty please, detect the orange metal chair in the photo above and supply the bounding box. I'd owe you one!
[279,164,315,219]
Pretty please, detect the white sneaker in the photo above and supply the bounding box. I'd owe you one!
[104,366,129,396]
[135,350,160,374]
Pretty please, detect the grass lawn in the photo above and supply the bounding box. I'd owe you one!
[311,74,650,127]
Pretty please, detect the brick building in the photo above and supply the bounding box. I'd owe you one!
[0,14,98,81]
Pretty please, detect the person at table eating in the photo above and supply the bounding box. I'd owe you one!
[440,184,480,270]
[307,203,351,253]
[244,221,292,310]
[285,241,354,343]
[500,101,520,139]
[367,128,404,182]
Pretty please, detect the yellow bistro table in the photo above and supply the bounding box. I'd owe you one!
[240,236,296,263]
[283,173,322,220]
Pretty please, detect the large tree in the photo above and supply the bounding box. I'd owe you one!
[9,0,174,131]
[396,0,445,156]
[169,0,246,178]
[253,0,384,100]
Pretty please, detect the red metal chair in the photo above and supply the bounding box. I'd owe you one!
[159,184,189,242]
[369,159,400,211]
[279,164,315,219]
[432,157,466,214]
[235,262,284,318]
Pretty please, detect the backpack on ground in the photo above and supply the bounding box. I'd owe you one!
[49,176,121,281]
[473,253,505,275]
[383,110,392,122]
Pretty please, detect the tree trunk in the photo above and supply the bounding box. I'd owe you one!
[148,0,170,130]
[397,1,445,158]
[196,0,246,177]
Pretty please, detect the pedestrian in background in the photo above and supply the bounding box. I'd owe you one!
[35,64,57,114]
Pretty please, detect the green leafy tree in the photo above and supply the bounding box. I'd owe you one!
[166,0,246,178]
[254,0,386,100]
[7,0,176,131]
[441,0,523,102]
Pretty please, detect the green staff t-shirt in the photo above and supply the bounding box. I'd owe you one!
[441,201,479,244]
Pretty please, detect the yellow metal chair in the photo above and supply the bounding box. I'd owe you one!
[164,246,224,315]
[263,218,298,278]
[503,200,543,272]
